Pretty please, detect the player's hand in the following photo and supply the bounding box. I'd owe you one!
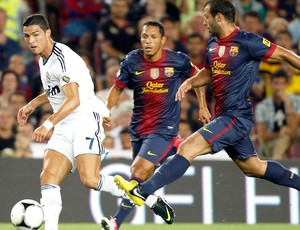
[32,126,49,142]
[103,116,111,127]
[175,80,193,101]
[199,106,211,125]
[17,104,35,127]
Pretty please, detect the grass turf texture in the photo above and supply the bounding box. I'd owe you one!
[2,223,300,230]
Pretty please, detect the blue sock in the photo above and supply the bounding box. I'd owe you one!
[140,154,190,197]
[114,178,143,227]
[262,160,300,191]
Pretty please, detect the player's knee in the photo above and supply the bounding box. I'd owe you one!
[130,165,152,180]
[80,175,96,189]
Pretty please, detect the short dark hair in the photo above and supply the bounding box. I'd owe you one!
[271,70,289,82]
[187,33,205,43]
[142,20,165,37]
[204,0,235,23]
[22,14,50,31]
[1,69,19,84]
[243,11,260,22]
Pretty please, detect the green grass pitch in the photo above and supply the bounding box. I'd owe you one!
[2,223,300,230]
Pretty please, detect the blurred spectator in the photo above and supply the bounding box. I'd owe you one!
[178,119,192,140]
[45,0,61,41]
[60,0,104,50]
[8,54,33,101]
[0,106,16,157]
[137,0,168,33]
[280,61,300,96]
[0,8,22,72]
[186,33,205,68]
[267,17,288,41]
[161,15,186,53]
[9,91,27,126]
[96,64,133,105]
[14,122,34,158]
[0,70,19,107]
[233,0,265,22]
[110,100,133,150]
[275,30,298,53]
[103,134,115,150]
[119,127,131,150]
[97,0,139,62]
[182,11,210,41]
[288,0,300,47]
[0,1,21,41]
[264,9,279,31]
[255,70,300,160]
[241,11,272,41]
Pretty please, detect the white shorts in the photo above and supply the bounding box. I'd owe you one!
[46,112,105,172]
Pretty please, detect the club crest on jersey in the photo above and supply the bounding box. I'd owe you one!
[164,67,174,77]
[218,46,226,57]
[229,46,239,57]
[150,68,159,79]
[62,76,70,83]
[45,71,51,80]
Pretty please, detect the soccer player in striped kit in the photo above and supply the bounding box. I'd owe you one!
[100,20,209,229]
[114,0,300,217]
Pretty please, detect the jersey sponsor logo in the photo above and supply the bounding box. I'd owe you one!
[150,68,159,79]
[262,38,271,47]
[211,61,231,75]
[229,46,239,57]
[209,47,216,52]
[218,46,226,57]
[46,85,60,96]
[147,150,157,156]
[62,76,70,83]
[141,81,169,93]
[203,127,213,134]
[164,67,174,77]
[135,71,145,75]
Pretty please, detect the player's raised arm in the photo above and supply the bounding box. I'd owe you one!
[176,67,211,101]
[270,45,300,70]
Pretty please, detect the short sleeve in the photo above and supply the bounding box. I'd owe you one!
[245,33,277,61]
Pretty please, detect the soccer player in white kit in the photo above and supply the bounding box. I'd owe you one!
[18,14,125,230]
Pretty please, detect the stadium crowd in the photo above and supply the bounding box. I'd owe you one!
[0,0,300,160]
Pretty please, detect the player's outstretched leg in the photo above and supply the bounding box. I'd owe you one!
[100,217,118,230]
[114,175,175,224]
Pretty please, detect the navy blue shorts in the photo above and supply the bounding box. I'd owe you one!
[198,115,257,160]
[131,134,181,167]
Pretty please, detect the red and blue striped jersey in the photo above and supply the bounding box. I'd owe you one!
[115,48,196,136]
[204,27,276,120]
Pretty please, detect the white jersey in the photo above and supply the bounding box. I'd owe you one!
[39,42,109,122]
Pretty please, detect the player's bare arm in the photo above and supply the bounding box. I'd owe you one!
[194,86,211,124]
[17,92,49,127]
[104,84,124,127]
[271,45,300,69]
[33,82,80,142]
[176,67,211,101]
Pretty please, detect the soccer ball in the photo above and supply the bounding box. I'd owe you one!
[10,199,44,230]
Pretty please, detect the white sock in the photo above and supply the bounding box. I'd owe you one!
[97,174,127,198]
[40,184,62,230]
[145,194,158,208]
